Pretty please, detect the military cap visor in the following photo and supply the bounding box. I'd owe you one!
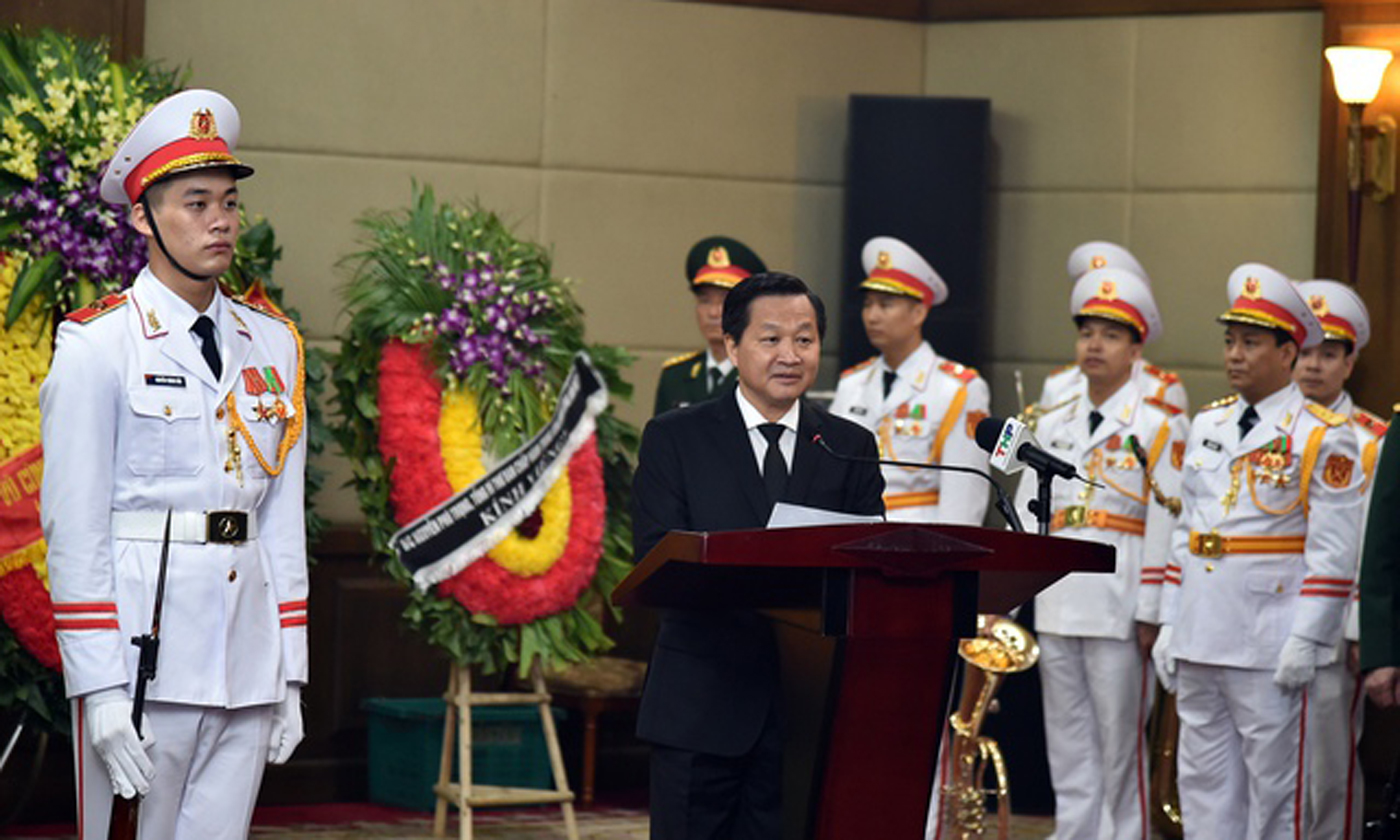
[686,236,766,290]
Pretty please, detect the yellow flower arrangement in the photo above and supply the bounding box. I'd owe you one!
[0,253,50,588]
[438,384,573,577]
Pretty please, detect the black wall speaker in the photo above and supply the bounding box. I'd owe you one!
[841,95,991,372]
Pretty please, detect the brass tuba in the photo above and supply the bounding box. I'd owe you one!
[941,614,1040,839]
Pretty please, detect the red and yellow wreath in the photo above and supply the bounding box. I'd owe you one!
[334,187,637,675]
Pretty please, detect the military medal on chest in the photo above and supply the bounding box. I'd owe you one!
[1249,435,1292,488]
[242,365,289,423]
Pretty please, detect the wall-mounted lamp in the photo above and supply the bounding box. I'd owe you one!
[1325,45,1395,283]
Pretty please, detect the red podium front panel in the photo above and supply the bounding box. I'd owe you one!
[615,523,1112,839]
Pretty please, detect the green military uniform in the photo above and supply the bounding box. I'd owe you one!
[652,236,765,416]
[1360,403,1400,672]
[653,350,736,415]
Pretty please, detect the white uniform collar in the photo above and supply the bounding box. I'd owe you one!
[133,266,224,337]
[706,350,733,378]
[736,386,801,433]
[1236,382,1302,451]
[878,341,935,393]
[1328,390,1353,416]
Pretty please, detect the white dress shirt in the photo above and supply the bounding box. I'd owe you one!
[735,387,798,474]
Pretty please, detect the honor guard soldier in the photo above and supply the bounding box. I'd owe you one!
[653,236,766,415]
[830,236,991,525]
[40,90,308,840]
[1013,267,1187,840]
[1294,279,1383,840]
[1153,264,1364,840]
[1035,241,1187,420]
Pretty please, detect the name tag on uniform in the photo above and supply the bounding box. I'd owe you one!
[144,374,186,388]
[850,406,868,416]
[1203,439,1222,452]
[1049,439,1073,450]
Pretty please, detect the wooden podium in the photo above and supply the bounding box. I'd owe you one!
[613,522,1113,840]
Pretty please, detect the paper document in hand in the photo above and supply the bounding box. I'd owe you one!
[766,502,884,529]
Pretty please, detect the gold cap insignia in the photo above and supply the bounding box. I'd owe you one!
[1097,279,1117,300]
[1309,294,1329,317]
[707,246,730,269]
[1090,255,1108,269]
[876,251,893,270]
[189,108,219,140]
[1242,277,1262,300]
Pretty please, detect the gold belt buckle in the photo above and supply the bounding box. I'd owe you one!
[1063,505,1087,528]
[1194,531,1224,558]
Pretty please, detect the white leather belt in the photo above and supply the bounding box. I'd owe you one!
[112,510,258,544]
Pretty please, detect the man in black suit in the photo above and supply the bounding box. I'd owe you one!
[632,272,886,840]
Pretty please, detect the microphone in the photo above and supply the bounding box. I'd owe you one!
[813,433,1024,533]
[974,416,1077,480]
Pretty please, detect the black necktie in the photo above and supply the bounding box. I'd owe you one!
[709,367,724,394]
[759,423,788,506]
[1238,406,1260,438]
[191,315,222,380]
[1088,410,1103,435]
[883,370,897,399]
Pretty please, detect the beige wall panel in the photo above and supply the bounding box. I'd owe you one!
[539,169,844,352]
[543,0,923,184]
[1128,191,1316,370]
[145,0,547,165]
[1134,12,1321,191]
[923,18,1135,191]
[238,152,541,340]
[986,191,1132,363]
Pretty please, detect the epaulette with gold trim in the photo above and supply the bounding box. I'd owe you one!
[1200,394,1239,411]
[64,293,128,324]
[939,360,978,384]
[1144,395,1183,416]
[841,356,878,379]
[662,350,704,370]
[1048,362,1076,376]
[230,294,292,324]
[1353,408,1389,438]
[1306,402,1347,427]
[1143,363,1180,385]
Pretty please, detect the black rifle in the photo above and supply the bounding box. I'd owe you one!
[108,510,172,840]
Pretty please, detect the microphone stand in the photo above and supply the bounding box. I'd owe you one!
[1029,469,1054,537]
[813,434,1025,533]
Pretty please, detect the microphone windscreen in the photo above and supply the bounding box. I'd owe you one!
[974,416,1007,455]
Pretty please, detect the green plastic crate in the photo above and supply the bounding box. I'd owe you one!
[362,697,565,812]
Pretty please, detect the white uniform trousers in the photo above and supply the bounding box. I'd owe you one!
[1039,633,1153,840]
[1176,662,1308,840]
[1306,659,1364,840]
[74,698,274,840]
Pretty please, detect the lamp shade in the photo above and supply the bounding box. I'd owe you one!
[1326,46,1394,105]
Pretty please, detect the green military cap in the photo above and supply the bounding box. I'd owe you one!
[685,236,766,290]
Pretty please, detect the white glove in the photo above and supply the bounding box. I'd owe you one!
[267,684,304,765]
[1274,635,1327,690]
[1151,625,1177,694]
[85,688,155,799]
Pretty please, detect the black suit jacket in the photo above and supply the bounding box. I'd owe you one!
[631,387,885,755]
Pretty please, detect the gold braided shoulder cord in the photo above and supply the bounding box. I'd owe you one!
[225,318,306,477]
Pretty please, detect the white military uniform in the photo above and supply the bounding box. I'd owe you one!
[41,89,307,840]
[1016,267,1187,840]
[1157,264,1365,840]
[1293,278,1380,840]
[831,343,990,525]
[42,270,308,840]
[1302,393,1384,840]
